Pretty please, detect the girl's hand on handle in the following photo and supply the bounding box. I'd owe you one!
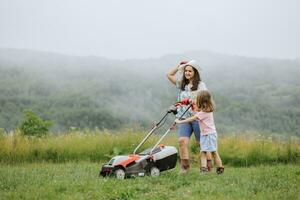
[174,119,181,124]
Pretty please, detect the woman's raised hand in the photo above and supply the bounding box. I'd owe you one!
[179,60,188,65]
[178,60,188,70]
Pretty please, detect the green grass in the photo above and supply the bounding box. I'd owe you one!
[0,162,299,200]
[0,131,299,199]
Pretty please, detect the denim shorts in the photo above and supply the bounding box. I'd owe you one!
[177,120,201,142]
[200,133,217,152]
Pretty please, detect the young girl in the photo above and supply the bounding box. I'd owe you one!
[175,90,224,174]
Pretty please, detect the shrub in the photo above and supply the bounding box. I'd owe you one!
[0,128,5,139]
[19,110,53,137]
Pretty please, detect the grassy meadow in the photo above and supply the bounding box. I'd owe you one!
[0,131,299,199]
[0,163,299,200]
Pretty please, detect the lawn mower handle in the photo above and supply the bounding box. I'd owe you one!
[149,103,193,155]
[133,99,192,155]
[133,112,169,154]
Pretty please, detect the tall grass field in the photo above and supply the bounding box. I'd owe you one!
[0,130,299,166]
[0,131,299,199]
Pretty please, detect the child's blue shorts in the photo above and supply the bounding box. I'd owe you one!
[200,133,217,152]
[177,120,200,142]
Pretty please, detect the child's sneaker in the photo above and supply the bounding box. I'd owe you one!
[216,167,224,174]
[200,167,208,174]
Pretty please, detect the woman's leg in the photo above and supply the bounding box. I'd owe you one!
[178,137,190,159]
[178,137,190,174]
[191,121,202,170]
[177,122,192,174]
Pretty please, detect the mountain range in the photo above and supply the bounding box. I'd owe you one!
[0,48,299,136]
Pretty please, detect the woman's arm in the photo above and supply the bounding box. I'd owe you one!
[166,65,180,85]
[167,61,187,85]
[175,115,198,124]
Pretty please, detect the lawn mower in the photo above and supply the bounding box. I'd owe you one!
[99,99,193,179]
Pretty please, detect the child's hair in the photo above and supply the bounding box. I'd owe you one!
[196,90,215,112]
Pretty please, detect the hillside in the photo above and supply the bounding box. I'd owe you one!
[0,48,299,135]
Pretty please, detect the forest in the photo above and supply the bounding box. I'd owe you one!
[0,48,299,136]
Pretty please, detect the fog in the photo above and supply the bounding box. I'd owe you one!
[0,0,299,59]
[0,48,299,134]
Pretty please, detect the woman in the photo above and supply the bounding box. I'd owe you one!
[167,60,209,174]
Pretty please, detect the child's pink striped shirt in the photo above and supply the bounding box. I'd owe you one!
[195,111,216,135]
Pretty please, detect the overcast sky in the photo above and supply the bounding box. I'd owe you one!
[0,0,299,59]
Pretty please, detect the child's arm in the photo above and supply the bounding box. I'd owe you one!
[175,115,198,124]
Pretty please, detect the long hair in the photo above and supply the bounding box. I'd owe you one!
[196,90,215,112]
[180,65,201,91]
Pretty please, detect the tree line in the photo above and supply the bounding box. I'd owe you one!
[0,49,299,136]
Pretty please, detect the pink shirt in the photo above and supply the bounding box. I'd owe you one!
[195,111,216,135]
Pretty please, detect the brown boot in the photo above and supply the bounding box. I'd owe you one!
[207,159,212,172]
[179,159,190,175]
